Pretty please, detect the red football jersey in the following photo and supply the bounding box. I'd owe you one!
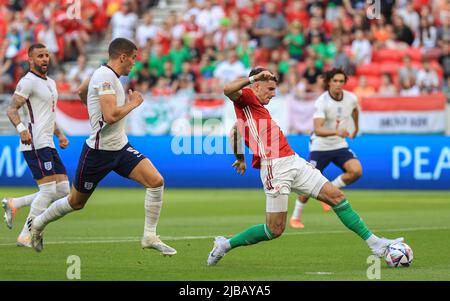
[234,88,294,169]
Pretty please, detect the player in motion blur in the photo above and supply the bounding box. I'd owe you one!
[28,38,176,255]
[207,67,403,266]
[290,68,363,229]
[2,44,70,247]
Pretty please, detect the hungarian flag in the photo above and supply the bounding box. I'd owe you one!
[360,94,447,134]
[56,100,91,135]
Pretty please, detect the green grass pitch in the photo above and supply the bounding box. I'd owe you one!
[0,188,449,281]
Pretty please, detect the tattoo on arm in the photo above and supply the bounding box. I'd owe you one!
[6,94,26,127]
[231,124,245,161]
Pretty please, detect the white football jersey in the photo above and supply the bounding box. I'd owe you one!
[310,90,359,152]
[14,71,58,152]
[86,65,128,151]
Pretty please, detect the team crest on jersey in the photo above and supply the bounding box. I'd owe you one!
[44,162,52,171]
[84,182,93,190]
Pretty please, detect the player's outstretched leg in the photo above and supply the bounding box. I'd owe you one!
[141,186,177,256]
[2,192,38,230]
[290,195,306,228]
[318,182,404,257]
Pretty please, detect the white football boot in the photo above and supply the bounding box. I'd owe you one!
[141,235,177,256]
[207,236,230,266]
[370,237,404,257]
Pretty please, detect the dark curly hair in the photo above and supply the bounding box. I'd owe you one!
[321,68,348,90]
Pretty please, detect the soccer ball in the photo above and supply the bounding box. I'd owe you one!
[384,242,413,267]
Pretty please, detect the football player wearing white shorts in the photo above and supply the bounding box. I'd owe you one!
[3,44,70,248]
[290,68,363,229]
[28,38,176,256]
[207,68,404,266]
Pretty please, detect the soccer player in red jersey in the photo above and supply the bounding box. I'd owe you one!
[207,68,404,266]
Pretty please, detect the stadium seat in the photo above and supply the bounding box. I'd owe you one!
[344,76,358,91]
[356,63,381,77]
[404,47,422,62]
[366,76,382,90]
[380,62,399,76]
[373,48,403,63]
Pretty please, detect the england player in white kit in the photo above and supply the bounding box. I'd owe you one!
[290,68,363,229]
[2,44,70,247]
[29,38,176,255]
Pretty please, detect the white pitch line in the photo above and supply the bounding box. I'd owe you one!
[0,226,448,247]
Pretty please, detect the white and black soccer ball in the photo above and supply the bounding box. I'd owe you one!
[384,242,413,267]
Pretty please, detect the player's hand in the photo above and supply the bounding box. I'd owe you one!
[255,70,277,82]
[58,135,69,149]
[232,160,246,175]
[336,129,350,138]
[19,130,32,145]
[128,89,144,108]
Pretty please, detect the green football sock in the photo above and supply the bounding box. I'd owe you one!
[332,199,373,240]
[229,224,273,249]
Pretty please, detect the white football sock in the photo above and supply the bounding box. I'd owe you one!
[291,199,305,219]
[55,181,70,199]
[33,196,74,231]
[144,186,164,237]
[365,234,380,247]
[331,175,347,188]
[25,181,57,224]
[11,192,38,209]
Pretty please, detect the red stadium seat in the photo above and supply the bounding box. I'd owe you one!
[344,76,358,91]
[366,76,381,90]
[380,62,399,76]
[373,48,403,63]
[404,47,422,62]
[356,63,381,76]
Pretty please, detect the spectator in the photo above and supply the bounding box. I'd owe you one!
[285,0,309,28]
[302,56,322,92]
[400,77,421,96]
[416,59,440,93]
[392,15,415,47]
[236,30,254,68]
[37,21,59,66]
[253,1,288,61]
[399,55,418,84]
[305,17,326,46]
[377,73,397,96]
[196,0,225,34]
[168,39,192,75]
[413,17,438,49]
[283,21,305,61]
[351,29,372,65]
[436,13,450,47]
[213,17,239,52]
[110,0,138,40]
[332,40,354,75]
[438,41,450,80]
[67,55,94,84]
[353,76,376,98]
[55,68,72,94]
[213,48,247,85]
[398,2,420,35]
[136,12,159,48]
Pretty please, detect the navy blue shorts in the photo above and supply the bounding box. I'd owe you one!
[23,147,67,180]
[74,143,147,193]
[309,147,357,172]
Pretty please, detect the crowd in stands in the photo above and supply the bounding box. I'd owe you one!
[1,0,450,101]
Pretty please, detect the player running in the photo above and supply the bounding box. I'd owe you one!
[290,68,363,229]
[207,67,403,266]
[28,38,176,256]
[2,43,70,247]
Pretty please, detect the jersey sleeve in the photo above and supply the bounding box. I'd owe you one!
[237,88,257,107]
[14,78,33,99]
[313,97,326,119]
[97,72,116,96]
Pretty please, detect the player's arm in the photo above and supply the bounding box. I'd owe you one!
[230,122,246,175]
[54,122,69,149]
[77,76,92,105]
[100,89,143,124]
[223,71,276,102]
[351,107,359,138]
[313,118,350,138]
[6,94,32,145]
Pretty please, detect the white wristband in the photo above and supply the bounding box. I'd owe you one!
[16,123,27,133]
[249,76,255,84]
